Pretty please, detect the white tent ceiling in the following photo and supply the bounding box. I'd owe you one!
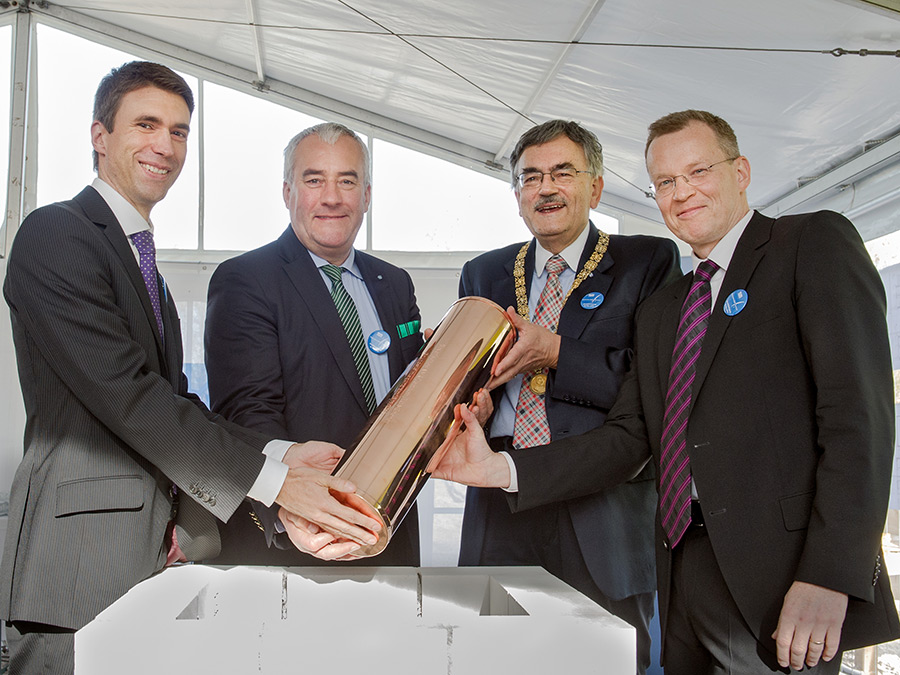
[6,0,900,237]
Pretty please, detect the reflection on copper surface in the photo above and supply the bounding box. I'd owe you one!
[330,297,515,557]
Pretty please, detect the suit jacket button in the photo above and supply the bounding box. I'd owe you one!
[208,497,216,507]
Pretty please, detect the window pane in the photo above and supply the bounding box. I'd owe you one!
[372,139,530,251]
[35,25,199,249]
[591,209,619,235]
[203,83,369,252]
[0,24,11,246]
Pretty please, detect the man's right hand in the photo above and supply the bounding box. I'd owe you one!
[274,467,381,547]
[432,404,511,488]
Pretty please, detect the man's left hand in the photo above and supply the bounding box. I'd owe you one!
[490,307,561,388]
[772,580,848,670]
[278,507,362,561]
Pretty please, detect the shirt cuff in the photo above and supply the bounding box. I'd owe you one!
[247,455,289,507]
[263,439,293,462]
[500,451,519,492]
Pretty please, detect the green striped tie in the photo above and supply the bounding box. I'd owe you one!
[322,264,377,414]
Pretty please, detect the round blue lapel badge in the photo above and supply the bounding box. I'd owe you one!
[580,292,605,310]
[723,289,748,316]
[367,329,391,354]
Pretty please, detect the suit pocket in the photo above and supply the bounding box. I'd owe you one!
[56,475,144,517]
[779,490,814,531]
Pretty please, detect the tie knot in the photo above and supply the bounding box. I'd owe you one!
[322,264,346,284]
[130,230,155,255]
[544,255,568,277]
[695,259,719,282]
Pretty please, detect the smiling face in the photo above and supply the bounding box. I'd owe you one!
[514,135,603,254]
[91,86,190,221]
[283,133,371,265]
[646,121,751,259]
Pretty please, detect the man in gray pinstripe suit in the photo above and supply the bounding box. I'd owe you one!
[0,61,379,674]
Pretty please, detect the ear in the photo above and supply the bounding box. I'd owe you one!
[282,180,291,208]
[363,182,372,213]
[91,121,108,160]
[589,176,604,210]
[734,156,751,192]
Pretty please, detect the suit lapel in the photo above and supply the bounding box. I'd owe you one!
[160,280,181,386]
[558,225,615,338]
[279,231,369,414]
[657,274,692,396]
[692,212,774,395]
[72,188,168,367]
[492,242,530,312]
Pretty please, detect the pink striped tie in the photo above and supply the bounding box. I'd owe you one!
[659,259,719,547]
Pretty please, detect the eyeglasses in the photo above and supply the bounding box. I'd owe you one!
[649,157,739,199]
[515,168,592,190]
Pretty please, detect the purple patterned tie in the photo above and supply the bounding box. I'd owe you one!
[130,230,165,341]
[659,259,719,547]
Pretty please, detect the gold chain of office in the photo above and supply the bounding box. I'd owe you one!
[513,231,610,395]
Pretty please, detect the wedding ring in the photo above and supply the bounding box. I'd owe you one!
[811,641,824,645]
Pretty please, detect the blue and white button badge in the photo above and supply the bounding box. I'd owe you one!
[723,289,748,316]
[367,329,391,354]
[580,292,605,310]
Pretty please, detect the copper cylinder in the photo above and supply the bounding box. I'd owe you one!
[330,296,515,557]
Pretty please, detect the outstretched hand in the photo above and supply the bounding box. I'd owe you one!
[275,467,381,547]
[432,403,510,488]
[278,507,362,561]
[283,440,343,472]
[489,307,561,388]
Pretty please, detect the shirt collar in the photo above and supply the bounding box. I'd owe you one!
[692,209,753,274]
[533,221,591,277]
[91,177,153,237]
[308,247,362,280]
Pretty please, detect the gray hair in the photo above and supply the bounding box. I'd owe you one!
[509,120,604,188]
[283,122,371,186]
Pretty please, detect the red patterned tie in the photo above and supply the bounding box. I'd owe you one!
[659,259,719,547]
[512,254,568,448]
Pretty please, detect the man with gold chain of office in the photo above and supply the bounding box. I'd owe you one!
[457,119,681,674]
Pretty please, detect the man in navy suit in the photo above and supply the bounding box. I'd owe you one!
[0,64,378,675]
[456,119,681,673]
[438,110,900,674]
[205,122,423,565]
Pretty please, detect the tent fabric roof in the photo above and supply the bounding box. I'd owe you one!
[13,0,900,235]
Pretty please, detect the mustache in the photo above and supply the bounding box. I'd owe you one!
[534,197,566,210]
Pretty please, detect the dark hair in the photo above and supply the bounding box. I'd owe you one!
[645,110,740,159]
[509,120,603,188]
[92,61,194,171]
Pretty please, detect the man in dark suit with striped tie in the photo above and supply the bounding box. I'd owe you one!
[205,122,423,565]
[437,110,899,674]
[0,63,378,675]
